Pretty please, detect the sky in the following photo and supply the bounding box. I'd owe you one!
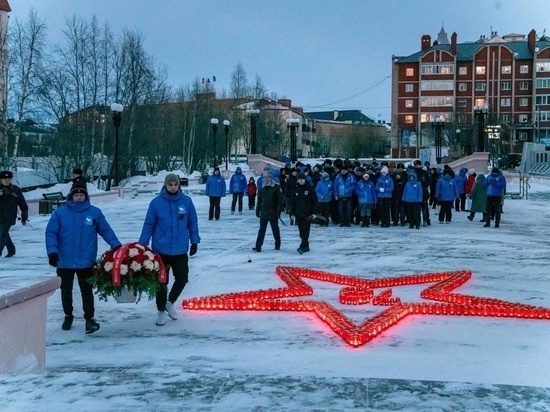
[1,164,550,410]
[9,0,550,123]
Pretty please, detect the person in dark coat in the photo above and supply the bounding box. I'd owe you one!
[0,170,28,258]
[284,168,298,225]
[71,168,86,186]
[229,167,247,214]
[288,173,317,254]
[413,160,432,226]
[45,179,121,334]
[391,163,407,226]
[253,170,283,252]
[139,173,201,326]
[205,167,226,220]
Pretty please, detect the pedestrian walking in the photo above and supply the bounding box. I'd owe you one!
[229,167,247,214]
[288,173,317,254]
[247,177,257,210]
[139,173,200,326]
[45,180,121,334]
[205,167,226,220]
[484,168,506,228]
[253,170,282,252]
[0,170,29,258]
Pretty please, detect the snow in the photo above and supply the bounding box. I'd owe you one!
[1,166,550,411]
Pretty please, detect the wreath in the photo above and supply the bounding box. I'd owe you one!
[89,242,167,303]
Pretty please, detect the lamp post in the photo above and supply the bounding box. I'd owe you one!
[486,125,501,168]
[246,109,260,154]
[110,103,123,188]
[286,118,300,163]
[223,119,230,172]
[431,116,445,164]
[473,104,488,152]
[210,118,219,167]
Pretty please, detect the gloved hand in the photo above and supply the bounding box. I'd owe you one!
[48,253,59,267]
[256,211,260,218]
[20,218,28,225]
[189,243,198,256]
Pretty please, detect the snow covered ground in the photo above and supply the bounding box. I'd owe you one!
[1,167,550,411]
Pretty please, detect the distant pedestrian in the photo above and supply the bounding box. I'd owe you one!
[229,167,247,214]
[402,171,423,229]
[253,170,282,252]
[467,173,487,222]
[247,177,257,210]
[0,170,28,258]
[205,167,226,220]
[435,169,459,223]
[484,167,506,228]
[333,164,356,227]
[375,166,394,227]
[315,171,333,226]
[288,172,317,254]
[354,172,377,227]
[454,167,468,212]
[45,179,121,334]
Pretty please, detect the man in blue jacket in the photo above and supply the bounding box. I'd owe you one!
[205,167,226,220]
[484,167,506,228]
[139,173,201,326]
[45,180,121,334]
[229,166,247,214]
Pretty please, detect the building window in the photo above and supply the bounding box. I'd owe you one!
[520,65,529,74]
[405,100,414,108]
[536,62,550,72]
[519,98,529,106]
[501,81,511,90]
[421,64,454,74]
[405,84,414,92]
[520,81,529,90]
[501,65,512,74]
[519,114,529,124]
[536,78,550,88]
[502,114,511,123]
[476,66,486,75]
[420,81,454,91]
[405,115,414,124]
[458,114,467,123]
[459,67,467,75]
[536,95,550,105]
[457,99,467,108]
[406,67,414,76]
[519,131,528,140]
[420,96,454,107]
[458,83,467,91]
[475,82,486,91]
[501,98,511,107]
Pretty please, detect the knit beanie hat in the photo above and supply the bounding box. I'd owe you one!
[164,173,180,186]
[381,166,389,175]
[69,179,88,200]
[297,172,307,180]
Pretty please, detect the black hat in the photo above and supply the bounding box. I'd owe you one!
[381,161,389,167]
[72,168,83,175]
[297,172,307,180]
[69,179,88,199]
[413,160,422,166]
[0,170,13,179]
[491,167,500,174]
[340,164,349,171]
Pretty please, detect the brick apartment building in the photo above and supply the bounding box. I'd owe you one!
[391,27,550,161]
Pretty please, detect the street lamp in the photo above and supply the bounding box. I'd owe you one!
[223,119,230,172]
[431,116,445,164]
[246,109,260,154]
[486,125,501,168]
[286,118,301,163]
[210,118,219,167]
[473,104,488,152]
[110,103,123,188]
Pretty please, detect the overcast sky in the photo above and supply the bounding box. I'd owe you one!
[10,0,550,122]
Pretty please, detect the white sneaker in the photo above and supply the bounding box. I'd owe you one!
[166,301,178,320]
[156,310,166,326]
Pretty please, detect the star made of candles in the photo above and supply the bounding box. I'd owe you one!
[181,266,550,347]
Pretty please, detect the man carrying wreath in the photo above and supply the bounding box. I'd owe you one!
[45,180,121,334]
[139,173,201,326]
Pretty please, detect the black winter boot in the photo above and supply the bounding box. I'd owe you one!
[62,315,74,331]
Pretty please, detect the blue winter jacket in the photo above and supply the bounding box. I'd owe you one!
[402,171,423,203]
[454,167,468,194]
[333,173,356,199]
[355,179,377,205]
[485,171,507,196]
[315,177,333,203]
[205,174,227,197]
[375,174,394,199]
[139,188,200,255]
[436,174,459,201]
[229,171,247,194]
[45,199,121,269]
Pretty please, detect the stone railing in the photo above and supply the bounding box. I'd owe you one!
[0,276,61,373]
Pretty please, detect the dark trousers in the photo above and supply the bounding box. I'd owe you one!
[338,198,352,226]
[296,216,311,249]
[486,196,502,225]
[231,193,244,212]
[378,198,391,227]
[391,199,406,225]
[208,196,221,220]
[455,193,466,211]
[157,253,189,311]
[439,201,453,222]
[421,200,431,224]
[317,202,331,226]
[248,194,256,210]
[0,222,15,255]
[405,202,421,227]
[255,218,281,249]
[57,268,95,320]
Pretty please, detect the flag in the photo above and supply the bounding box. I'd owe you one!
[202,78,205,84]
[212,75,216,82]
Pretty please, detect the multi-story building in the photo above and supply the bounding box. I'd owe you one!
[391,27,550,162]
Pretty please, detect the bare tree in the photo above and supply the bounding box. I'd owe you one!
[230,62,249,98]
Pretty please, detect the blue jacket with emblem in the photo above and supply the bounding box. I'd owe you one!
[139,188,200,255]
[315,175,333,203]
[205,173,226,197]
[375,174,394,199]
[45,199,121,269]
[355,178,377,205]
[229,170,248,194]
[436,174,459,201]
[402,171,423,203]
